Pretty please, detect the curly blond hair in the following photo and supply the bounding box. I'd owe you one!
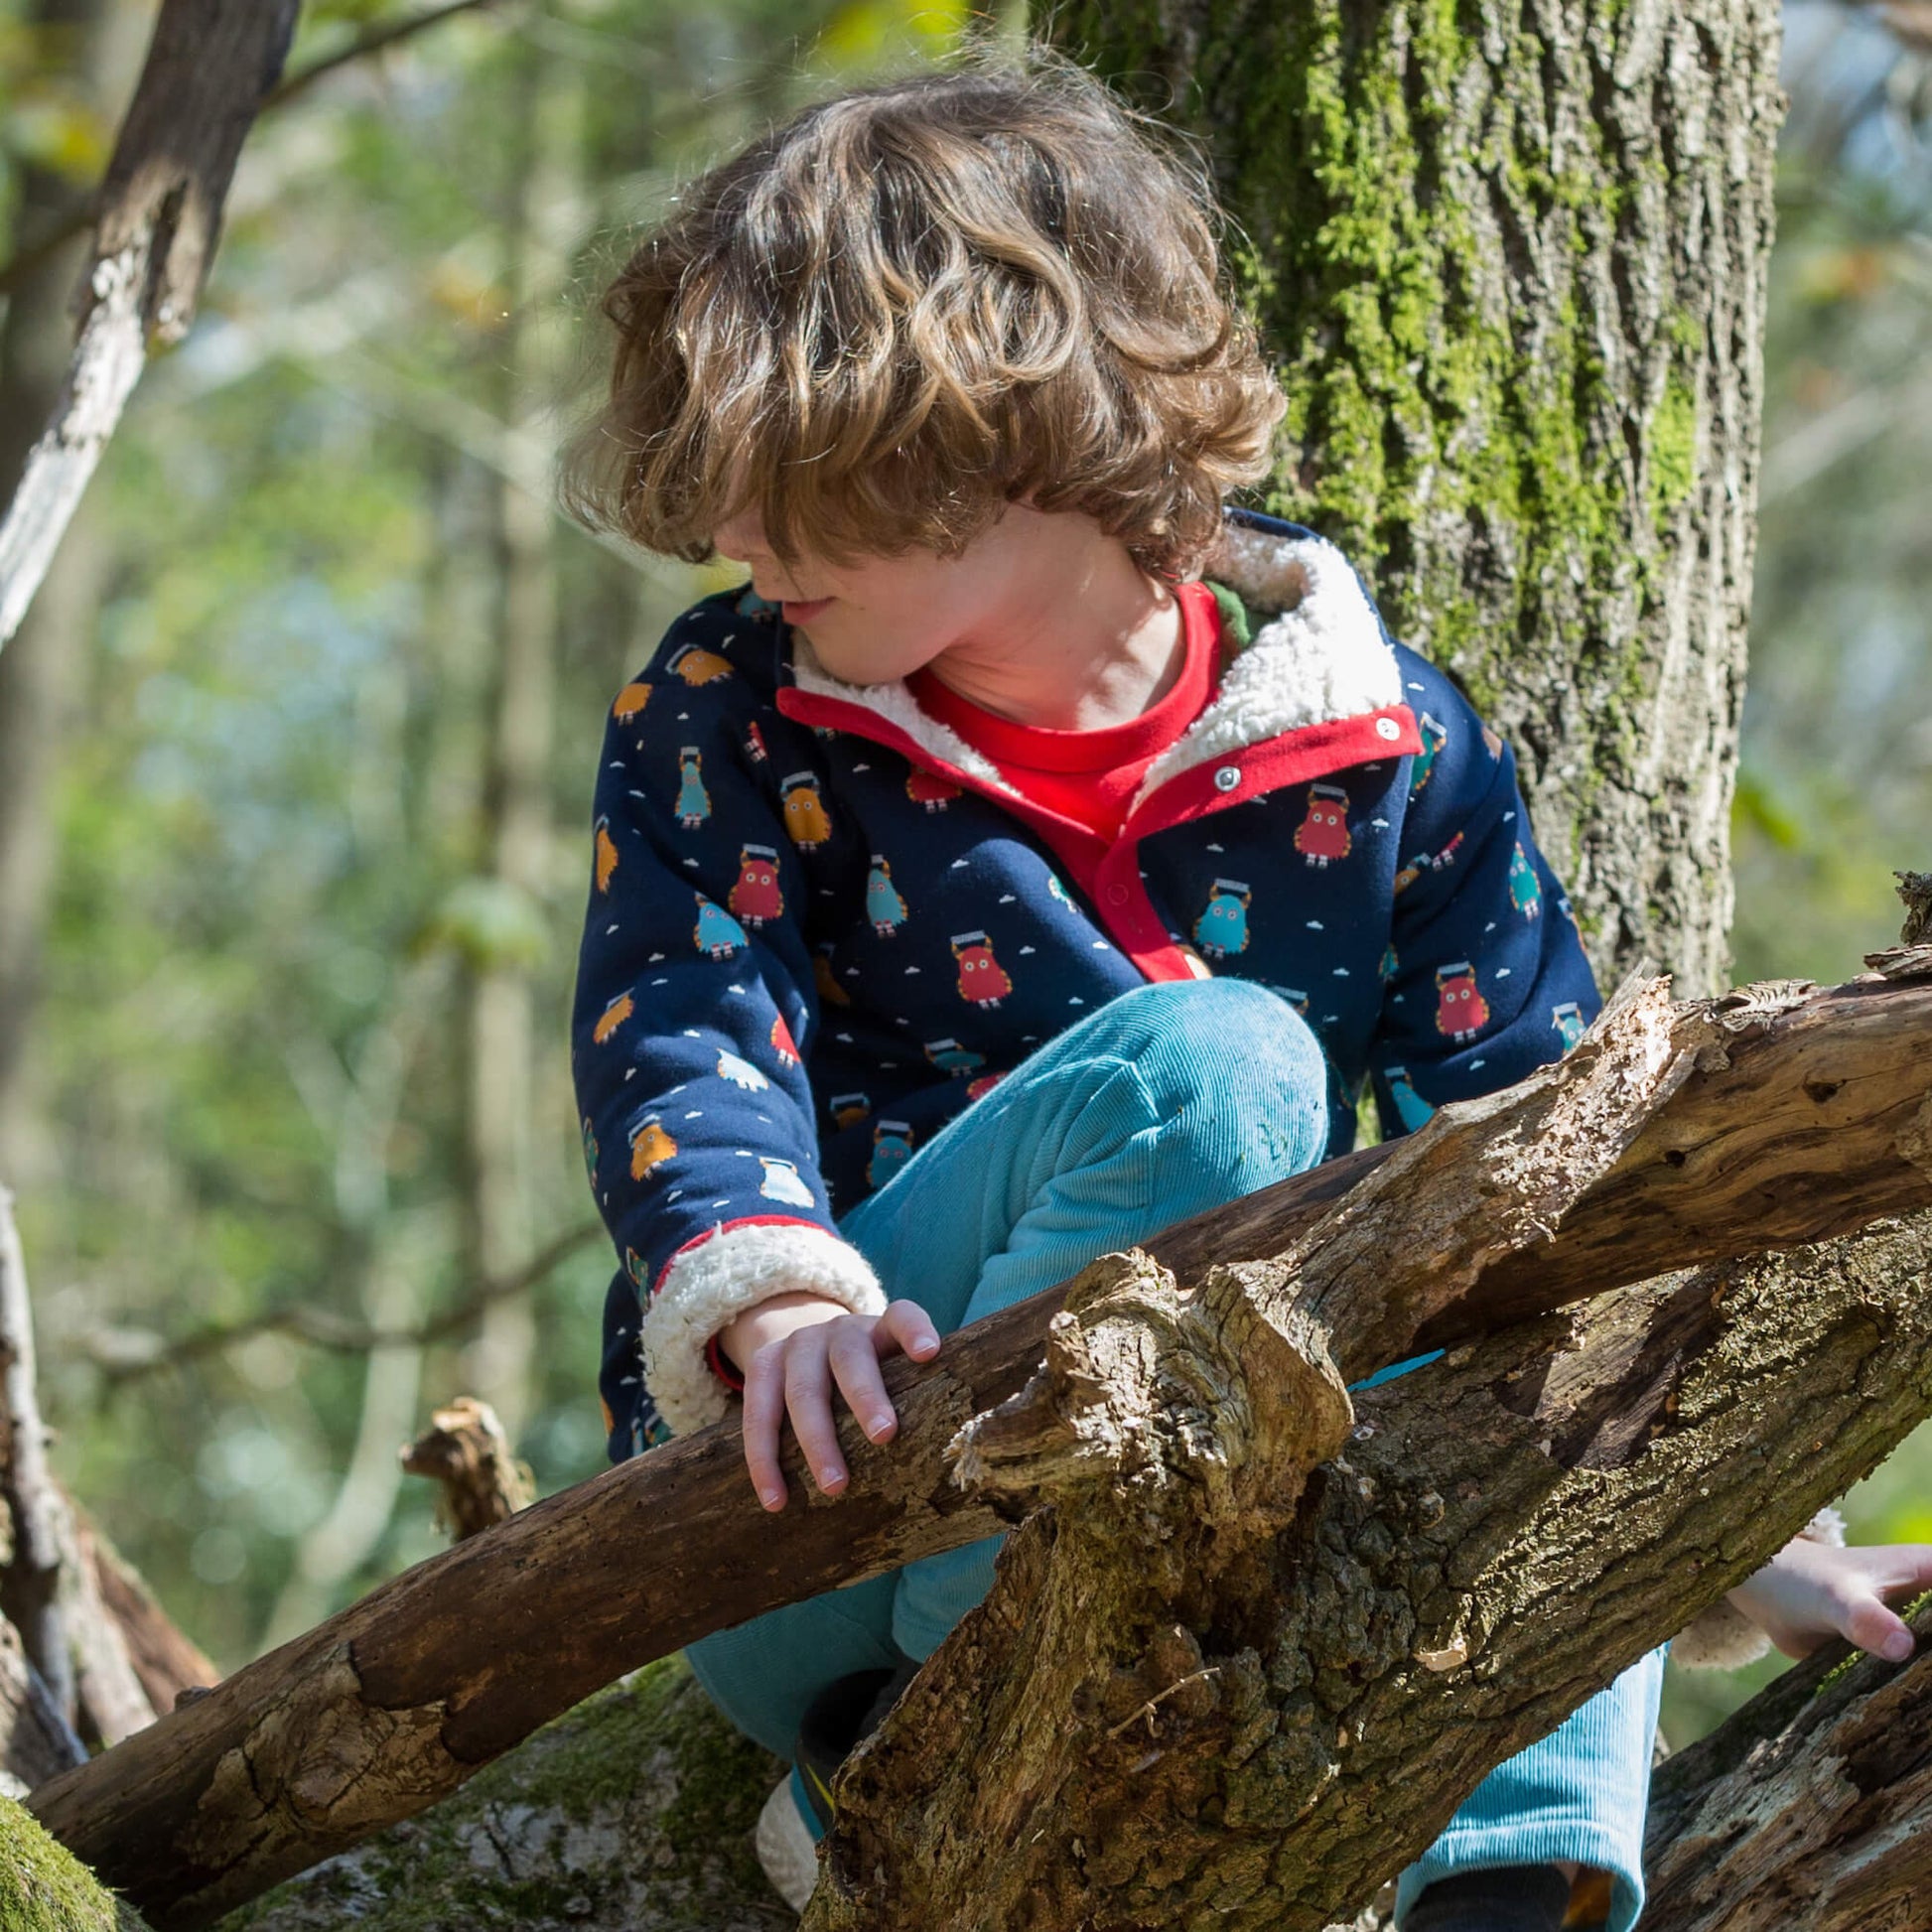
[561,47,1285,581]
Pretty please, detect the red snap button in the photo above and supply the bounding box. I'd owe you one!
[1105,883,1130,906]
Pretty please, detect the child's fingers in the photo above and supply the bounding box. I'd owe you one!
[1842,1591,1916,1664]
[828,1320,898,1444]
[783,1327,850,1497]
[742,1341,790,1512]
[873,1299,942,1364]
[1873,1543,1932,1600]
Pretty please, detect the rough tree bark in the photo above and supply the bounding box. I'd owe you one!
[801,1002,1932,1929]
[150,1206,1932,1932]
[1642,1599,1932,1932]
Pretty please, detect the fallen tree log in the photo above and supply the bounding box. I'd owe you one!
[1643,1603,1932,1932]
[189,1238,1932,1932]
[803,1078,1932,1923]
[28,969,1932,1925]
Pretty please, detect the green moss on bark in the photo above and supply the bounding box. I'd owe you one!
[0,1799,150,1932]
[214,1660,781,1932]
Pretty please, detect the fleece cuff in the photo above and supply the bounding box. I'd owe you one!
[639,1219,887,1437]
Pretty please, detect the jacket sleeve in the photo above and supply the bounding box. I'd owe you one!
[572,604,883,1437]
[1365,651,1601,1139]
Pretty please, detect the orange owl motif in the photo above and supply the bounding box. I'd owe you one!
[668,642,733,685]
[814,945,851,1008]
[781,772,833,849]
[594,817,619,893]
[611,681,652,723]
[593,991,633,1043]
[628,1117,678,1181]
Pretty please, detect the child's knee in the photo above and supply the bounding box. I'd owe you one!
[1098,979,1327,1138]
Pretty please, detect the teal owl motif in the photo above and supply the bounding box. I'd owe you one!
[868,1119,915,1191]
[1193,878,1251,959]
[1508,843,1543,920]
[1411,713,1449,794]
[1383,1066,1435,1134]
[867,855,908,934]
[1552,1002,1587,1051]
[675,746,711,828]
[693,896,748,959]
[924,1037,985,1077]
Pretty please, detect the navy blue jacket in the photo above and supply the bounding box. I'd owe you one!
[572,510,1599,1454]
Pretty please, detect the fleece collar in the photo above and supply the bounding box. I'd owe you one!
[780,513,1406,802]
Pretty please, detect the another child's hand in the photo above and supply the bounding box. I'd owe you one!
[1725,1536,1932,1664]
[717,1291,941,1511]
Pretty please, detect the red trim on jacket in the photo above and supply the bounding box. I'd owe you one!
[772,686,1419,983]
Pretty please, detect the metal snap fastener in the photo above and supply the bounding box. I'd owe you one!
[1376,716,1402,742]
[1213,764,1240,792]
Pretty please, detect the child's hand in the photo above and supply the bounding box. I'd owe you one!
[718,1291,941,1511]
[1725,1536,1932,1664]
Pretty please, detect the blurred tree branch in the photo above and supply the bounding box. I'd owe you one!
[0,1,510,301]
[80,1219,601,1387]
[0,0,300,648]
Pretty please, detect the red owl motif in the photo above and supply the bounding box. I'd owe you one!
[770,1012,801,1065]
[745,720,768,763]
[1294,783,1352,867]
[966,1070,1006,1102]
[728,843,784,926]
[1434,962,1490,1042]
[906,768,960,812]
[950,929,1012,1008]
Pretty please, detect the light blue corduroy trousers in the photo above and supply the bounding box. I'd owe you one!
[684,981,1663,1929]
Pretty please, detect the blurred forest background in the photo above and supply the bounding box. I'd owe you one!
[0,0,1925,1751]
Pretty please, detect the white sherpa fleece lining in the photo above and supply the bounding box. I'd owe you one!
[784,524,1400,813]
[790,633,1019,795]
[640,1220,887,1437]
[1130,530,1404,811]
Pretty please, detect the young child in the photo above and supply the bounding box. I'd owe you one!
[565,50,1932,1930]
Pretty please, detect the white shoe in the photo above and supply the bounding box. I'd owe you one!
[756,1775,820,1912]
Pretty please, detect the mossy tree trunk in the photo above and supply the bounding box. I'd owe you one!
[1057,0,1779,997]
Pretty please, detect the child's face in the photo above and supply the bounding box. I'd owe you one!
[711,499,1058,687]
